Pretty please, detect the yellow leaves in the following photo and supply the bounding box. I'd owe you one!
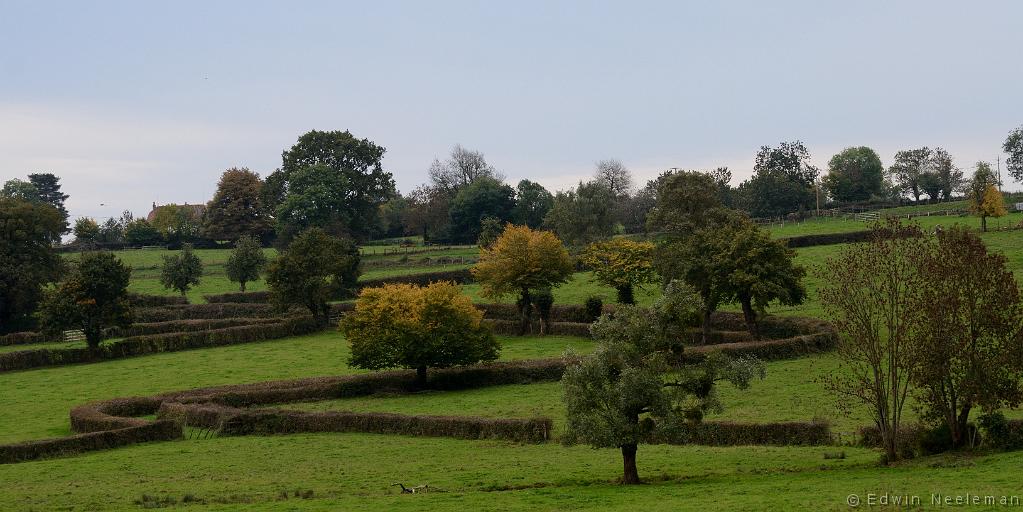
[582,238,657,289]
[979,184,1007,218]
[350,281,483,330]
[472,224,574,299]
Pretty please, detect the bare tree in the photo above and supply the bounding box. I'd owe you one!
[594,159,633,198]
[428,144,503,194]
[819,220,925,463]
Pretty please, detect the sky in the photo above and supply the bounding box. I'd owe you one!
[1,0,1021,223]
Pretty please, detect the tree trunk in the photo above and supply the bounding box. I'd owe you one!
[180,289,187,297]
[416,366,428,387]
[981,215,988,233]
[954,404,973,448]
[84,326,102,350]
[517,288,532,336]
[616,284,635,305]
[739,295,759,339]
[702,308,712,345]
[620,444,640,484]
[240,281,247,292]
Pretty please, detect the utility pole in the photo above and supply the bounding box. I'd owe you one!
[997,156,1002,191]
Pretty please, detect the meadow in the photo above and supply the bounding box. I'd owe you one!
[7,205,1022,510]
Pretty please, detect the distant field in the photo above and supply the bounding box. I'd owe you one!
[765,210,1022,238]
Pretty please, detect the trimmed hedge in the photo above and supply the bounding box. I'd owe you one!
[357,268,474,289]
[133,303,278,322]
[476,303,613,323]
[127,293,189,307]
[484,319,593,337]
[158,403,551,443]
[0,421,181,464]
[780,230,873,248]
[0,317,322,372]
[107,317,282,337]
[0,331,48,347]
[203,291,271,304]
[684,332,837,363]
[655,420,832,446]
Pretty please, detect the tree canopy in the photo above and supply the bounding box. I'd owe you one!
[511,179,553,229]
[737,141,819,217]
[343,282,499,385]
[582,238,657,304]
[225,235,267,292]
[447,177,516,244]
[543,181,616,247]
[967,162,1005,232]
[160,244,203,296]
[822,146,885,202]
[1004,125,1023,183]
[266,227,360,325]
[40,252,132,348]
[0,197,65,330]
[203,168,272,241]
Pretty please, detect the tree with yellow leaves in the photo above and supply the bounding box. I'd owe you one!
[343,281,498,386]
[472,224,574,334]
[967,162,1006,232]
[582,238,658,304]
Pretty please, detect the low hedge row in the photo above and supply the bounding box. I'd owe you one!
[654,420,832,446]
[158,403,551,443]
[107,317,283,337]
[484,319,593,337]
[476,303,607,323]
[684,332,837,363]
[779,230,873,248]
[203,291,271,303]
[0,331,48,346]
[0,317,322,373]
[0,421,181,464]
[127,293,189,307]
[357,268,474,289]
[133,303,279,322]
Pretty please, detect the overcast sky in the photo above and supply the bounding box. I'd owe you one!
[1,0,1021,223]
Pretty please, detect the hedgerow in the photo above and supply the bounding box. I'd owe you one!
[132,303,279,322]
[0,421,180,464]
[126,293,189,307]
[357,268,474,289]
[653,420,832,446]
[0,331,48,346]
[203,291,272,303]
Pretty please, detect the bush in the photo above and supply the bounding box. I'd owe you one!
[343,282,499,384]
[0,331,48,346]
[584,296,603,322]
[653,420,832,446]
[126,293,189,307]
[203,291,271,304]
[357,268,474,289]
[0,421,180,464]
[132,303,279,322]
[780,231,873,248]
[979,412,1023,451]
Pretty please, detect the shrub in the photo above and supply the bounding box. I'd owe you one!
[159,243,203,297]
[266,228,360,325]
[652,420,831,446]
[343,282,499,385]
[202,291,271,304]
[584,296,603,322]
[0,331,48,346]
[979,412,1023,451]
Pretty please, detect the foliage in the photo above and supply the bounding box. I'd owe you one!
[582,238,657,304]
[532,288,555,335]
[646,169,723,232]
[1,179,40,202]
[266,130,396,243]
[403,184,453,242]
[511,179,553,229]
[73,217,100,244]
[159,244,203,297]
[543,181,616,246]
[0,197,65,330]
[27,173,69,226]
[736,141,819,218]
[476,216,504,249]
[149,204,202,244]
[822,147,885,202]
[343,282,499,384]
[1004,125,1023,183]
[929,148,962,201]
[584,296,603,322]
[967,162,1005,231]
[593,159,633,198]
[818,220,925,463]
[562,305,763,484]
[427,144,503,195]
[203,168,272,241]
[888,147,931,202]
[225,235,267,292]
[266,227,360,325]
[448,177,516,244]
[39,252,132,348]
[905,227,1023,448]
[123,219,161,246]
[472,225,574,334]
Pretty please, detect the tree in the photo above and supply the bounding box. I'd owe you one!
[447,177,516,244]
[930,148,962,201]
[562,303,763,484]
[427,144,503,195]
[582,238,657,304]
[818,220,925,463]
[967,162,1005,232]
[618,181,657,234]
[73,217,100,245]
[266,228,360,325]
[159,244,203,297]
[27,173,69,229]
[918,171,944,202]
[1,179,40,202]
[226,235,267,292]
[476,217,504,249]
[1004,125,1023,182]
[0,197,64,330]
[124,218,161,246]
[265,130,396,243]
[203,168,273,241]
[472,225,574,334]
[737,141,819,217]
[821,147,885,202]
[646,170,722,233]
[511,179,553,229]
[906,227,1023,448]
[543,181,616,247]
[150,204,202,244]
[39,252,131,348]
[888,147,932,202]
[403,185,452,242]
[343,282,499,385]
[594,159,633,198]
